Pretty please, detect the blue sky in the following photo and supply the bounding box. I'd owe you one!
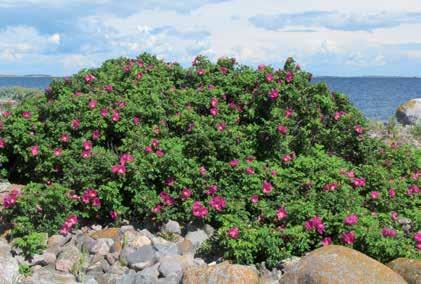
[1,0,421,76]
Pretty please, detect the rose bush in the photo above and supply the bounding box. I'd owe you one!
[0,54,419,267]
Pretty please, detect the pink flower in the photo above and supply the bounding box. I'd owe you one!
[334,111,346,121]
[2,190,19,209]
[210,107,218,117]
[285,108,294,118]
[110,211,118,220]
[60,215,79,236]
[22,111,31,119]
[321,237,332,246]
[73,92,82,97]
[277,125,287,135]
[216,122,226,131]
[229,159,239,168]
[120,153,134,165]
[370,191,380,200]
[381,227,397,238]
[250,195,259,204]
[31,145,39,156]
[197,69,206,76]
[351,177,366,188]
[2,111,11,118]
[416,243,421,251]
[305,216,325,234]
[81,150,91,158]
[388,188,396,198]
[323,183,338,191]
[111,110,120,122]
[282,153,293,163]
[60,133,70,143]
[268,89,279,100]
[152,204,162,214]
[276,207,288,220]
[390,211,398,221]
[192,201,208,218]
[345,170,355,178]
[344,214,358,225]
[354,125,364,135]
[285,71,294,83]
[144,146,153,153]
[413,232,421,243]
[207,185,218,195]
[156,150,165,158]
[84,74,96,83]
[262,180,273,194]
[165,177,175,187]
[151,139,160,149]
[228,227,240,239]
[199,166,207,176]
[104,84,113,92]
[258,64,266,71]
[136,72,143,80]
[209,196,227,212]
[407,185,420,195]
[92,130,101,140]
[210,97,219,107]
[133,116,140,125]
[71,119,80,129]
[83,140,92,151]
[88,99,97,109]
[266,73,274,82]
[181,187,192,200]
[100,108,109,117]
[0,138,6,148]
[246,156,255,163]
[246,167,255,175]
[220,67,228,75]
[54,148,62,157]
[341,231,356,245]
[112,164,126,175]
[159,192,174,206]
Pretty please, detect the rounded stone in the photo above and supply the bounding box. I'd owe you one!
[396,98,421,125]
[387,258,421,284]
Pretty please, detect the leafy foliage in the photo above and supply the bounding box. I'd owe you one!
[0,54,420,267]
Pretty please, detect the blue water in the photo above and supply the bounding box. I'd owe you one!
[1,76,420,121]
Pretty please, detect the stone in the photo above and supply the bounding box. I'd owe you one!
[43,251,57,265]
[161,220,181,235]
[185,229,209,253]
[0,239,19,284]
[159,256,183,278]
[119,225,135,234]
[157,274,181,284]
[387,258,421,284]
[177,239,193,255]
[48,234,69,248]
[139,229,155,240]
[91,224,103,231]
[120,245,157,267]
[91,228,120,240]
[203,224,215,236]
[55,244,82,273]
[396,98,421,125]
[90,238,113,255]
[183,261,259,284]
[280,245,406,284]
[29,253,48,266]
[152,237,179,257]
[123,230,152,249]
[131,260,156,271]
[26,266,77,284]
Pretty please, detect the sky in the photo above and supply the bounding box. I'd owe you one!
[1,0,421,76]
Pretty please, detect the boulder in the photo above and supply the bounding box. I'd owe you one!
[185,229,209,253]
[91,228,120,240]
[55,244,82,273]
[25,266,77,284]
[182,261,259,284]
[387,258,420,284]
[280,245,406,284]
[120,245,157,269]
[0,239,19,284]
[396,98,421,125]
[161,220,181,235]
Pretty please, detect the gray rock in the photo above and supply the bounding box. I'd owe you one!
[159,256,183,278]
[119,225,135,234]
[203,224,215,236]
[157,274,181,284]
[55,244,82,272]
[90,238,113,255]
[139,229,155,240]
[398,217,411,225]
[185,229,209,253]
[396,98,421,125]
[161,220,181,235]
[0,239,19,284]
[123,230,152,249]
[152,238,179,257]
[131,260,155,271]
[25,266,77,284]
[29,253,48,266]
[194,258,206,266]
[42,251,57,265]
[135,263,160,283]
[120,245,157,267]
[80,236,97,252]
[84,276,99,284]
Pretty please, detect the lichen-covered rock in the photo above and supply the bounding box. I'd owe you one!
[182,261,259,284]
[396,98,421,125]
[90,228,119,240]
[280,245,406,284]
[387,258,421,284]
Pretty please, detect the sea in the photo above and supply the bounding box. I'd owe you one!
[1,76,421,121]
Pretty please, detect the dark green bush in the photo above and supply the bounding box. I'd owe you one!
[0,54,419,266]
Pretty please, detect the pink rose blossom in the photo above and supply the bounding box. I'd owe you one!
[277,125,287,135]
[100,108,109,117]
[228,227,240,239]
[210,97,219,107]
[285,108,294,118]
[341,231,356,245]
[151,139,160,149]
[156,150,165,158]
[110,211,118,220]
[159,192,174,206]
[344,214,358,225]
[413,232,421,243]
[266,73,274,82]
[71,119,80,129]
[268,89,279,100]
[246,167,255,175]
[133,116,140,125]
[22,111,31,119]
[276,207,288,220]
[370,191,380,200]
[112,164,126,175]
[81,150,91,158]
[144,146,153,153]
[391,211,398,221]
[192,201,208,218]
[88,99,97,109]
[120,153,134,165]
[83,140,92,151]
[207,185,218,195]
[0,138,5,148]
[216,122,226,131]
[381,227,397,238]
[229,159,239,168]
[407,185,420,195]
[354,125,364,134]
[209,107,218,117]
[285,71,294,83]
[351,177,366,188]
[323,183,338,191]
[334,111,346,120]
[31,145,39,156]
[388,188,396,198]
[251,195,259,204]
[104,84,113,92]
[305,216,325,234]
[199,166,207,176]
[92,130,101,140]
[181,187,192,200]
[282,153,293,163]
[321,237,332,246]
[54,148,62,157]
[111,110,120,122]
[209,196,227,212]
[197,69,206,76]
[84,74,96,83]
[262,180,273,194]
